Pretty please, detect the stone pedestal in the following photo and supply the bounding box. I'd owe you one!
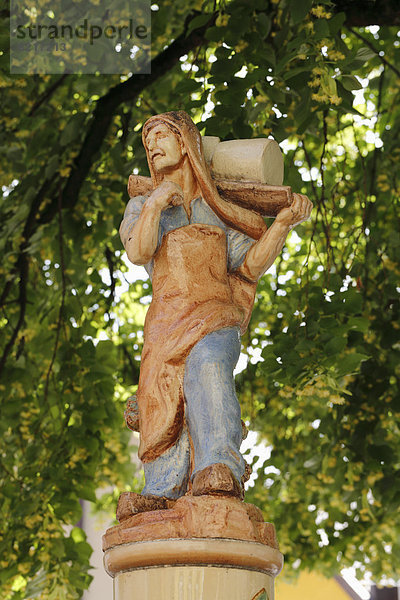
[105,539,280,600]
[103,495,283,600]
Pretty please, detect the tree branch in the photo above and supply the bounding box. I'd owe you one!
[348,27,400,79]
[28,74,69,117]
[0,253,28,379]
[0,177,56,310]
[43,190,66,402]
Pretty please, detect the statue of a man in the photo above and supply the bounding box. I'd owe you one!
[119,111,312,511]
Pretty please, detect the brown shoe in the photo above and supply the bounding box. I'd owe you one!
[116,492,168,522]
[192,463,243,500]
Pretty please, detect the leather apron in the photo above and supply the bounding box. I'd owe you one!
[137,223,257,463]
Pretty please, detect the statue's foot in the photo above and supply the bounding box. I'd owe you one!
[117,492,169,522]
[192,463,243,500]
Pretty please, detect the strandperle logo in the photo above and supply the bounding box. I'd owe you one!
[14,18,148,46]
[10,0,151,74]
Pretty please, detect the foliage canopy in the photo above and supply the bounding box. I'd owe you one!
[0,0,399,597]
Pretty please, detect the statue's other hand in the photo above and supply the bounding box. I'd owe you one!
[148,180,184,210]
[276,193,313,229]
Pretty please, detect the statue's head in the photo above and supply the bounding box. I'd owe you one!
[142,111,204,186]
[144,120,187,175]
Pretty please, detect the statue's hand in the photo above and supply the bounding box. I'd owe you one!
[275,193,313,229]
[147,181,184,211]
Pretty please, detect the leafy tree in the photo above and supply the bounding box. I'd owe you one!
[0,0,399,597]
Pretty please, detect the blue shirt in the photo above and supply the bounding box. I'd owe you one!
[121,195,254,278]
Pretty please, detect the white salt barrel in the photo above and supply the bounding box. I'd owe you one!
[203,137,284,186]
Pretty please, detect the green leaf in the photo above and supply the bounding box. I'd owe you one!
[347,317,370,333]
[321,72,337,96]
[342,289,363,314]
[304,456,321,471]
[289,0,313,24]
[75,482,97,502]
[325,336,347,355]
[205,26,224,42]
[340,75,363,91]
[355,46,377,63]
[175,78,202,94]
[186,14,213,37]
[337,353,370,376]
[328,12,346,35]
[314,19,330,40]
[257,13,271,37]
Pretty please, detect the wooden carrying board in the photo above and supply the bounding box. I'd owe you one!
[127,174,293,218]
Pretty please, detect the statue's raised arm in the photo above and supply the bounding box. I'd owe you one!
[237,193,312,282]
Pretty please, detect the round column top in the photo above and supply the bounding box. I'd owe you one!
[104,537,284,577]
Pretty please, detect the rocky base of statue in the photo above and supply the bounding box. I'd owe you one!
[103,493,279,550]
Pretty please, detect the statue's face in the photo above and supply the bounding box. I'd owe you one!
[145,123,185,173]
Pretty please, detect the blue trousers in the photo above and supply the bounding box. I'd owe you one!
[142,327,245,499]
